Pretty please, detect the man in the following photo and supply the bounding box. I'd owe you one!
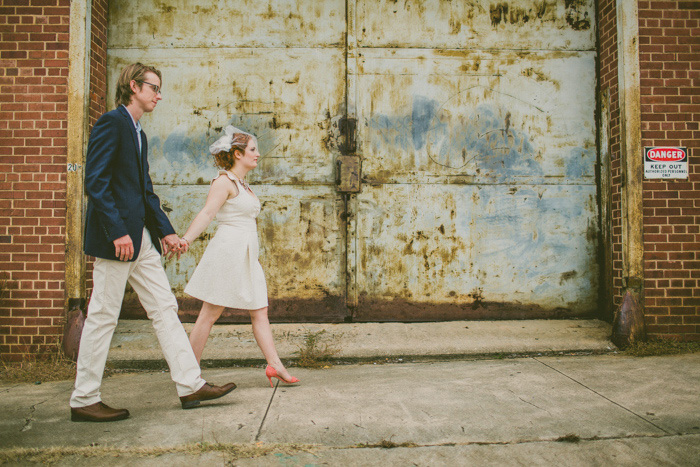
[70,63,236,422]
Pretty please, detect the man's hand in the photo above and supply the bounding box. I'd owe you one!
[113,235,134,261]
[161,233,183,260]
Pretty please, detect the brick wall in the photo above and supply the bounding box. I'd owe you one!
[86,0,108,294]
[0,0,108,362]
[1,2,697,360]
[599,0,699,341]
[638,1,699,340]
[88,0,107,127]
[0,0,70,361]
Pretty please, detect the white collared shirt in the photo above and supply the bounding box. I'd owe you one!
[121,104,142,153]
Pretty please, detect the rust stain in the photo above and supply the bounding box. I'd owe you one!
[193,5,215,15]
[488,0,587,29]
[559,270,577,285]
[459,59,481,73]
[120,296,587,323]
[434,49,472,58]
[449,16,462,35]
[354,297,583,322]
[156,2,175,14]
[521,67,560,89]
[468,287,484,309]
[565,0,591,30]
[490,3,508,26]
[121,296,348,323]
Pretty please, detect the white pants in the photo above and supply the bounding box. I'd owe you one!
[70,228,205,407]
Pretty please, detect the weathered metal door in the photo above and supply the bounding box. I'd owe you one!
[108,0,350,321]
[107,0,598,322]
[349,0,599,320]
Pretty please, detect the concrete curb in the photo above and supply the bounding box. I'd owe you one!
[107,319,616,368]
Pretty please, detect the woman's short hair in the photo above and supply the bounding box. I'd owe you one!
[213,133,253,170]
[114,63,162,107]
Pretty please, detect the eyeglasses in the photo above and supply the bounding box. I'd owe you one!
[136,80,161,95]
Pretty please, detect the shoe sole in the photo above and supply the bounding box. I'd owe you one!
[181,385,237,410]
[71,412,130,422]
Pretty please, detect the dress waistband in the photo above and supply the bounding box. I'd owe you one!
[217,221,257,233]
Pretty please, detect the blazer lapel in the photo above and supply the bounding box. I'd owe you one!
[117,106,141,162]
[118,106,145,188]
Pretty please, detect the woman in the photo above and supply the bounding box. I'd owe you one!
[180,125,299,387]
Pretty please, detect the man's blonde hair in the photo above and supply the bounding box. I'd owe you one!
[114,63,162,107]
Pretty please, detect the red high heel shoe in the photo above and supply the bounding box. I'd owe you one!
[265,365,300,387]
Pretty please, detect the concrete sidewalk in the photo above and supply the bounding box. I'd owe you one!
[107,319,616,367]
[1,351,699,465]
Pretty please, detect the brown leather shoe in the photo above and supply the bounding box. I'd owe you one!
[180,382,237,409]
[71,402,130,422]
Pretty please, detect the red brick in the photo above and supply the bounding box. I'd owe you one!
[657,315,684,324]
[667,288,694,297]
[646,324,670,334]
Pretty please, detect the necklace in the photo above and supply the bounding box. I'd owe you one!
[229,170,251,192]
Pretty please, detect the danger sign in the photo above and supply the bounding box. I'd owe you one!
[644,146,687,179]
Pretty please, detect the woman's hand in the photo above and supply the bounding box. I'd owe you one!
[162,233,183,259]
[179,237,190,253]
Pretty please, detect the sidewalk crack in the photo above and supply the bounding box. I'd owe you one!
[19,388,72,433]
[20,405,36,432]
[255,380,279,441]
[331,432,697,451]
[532,357,673,435]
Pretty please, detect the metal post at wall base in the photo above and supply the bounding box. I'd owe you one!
[65,0,91,355]
[616,0,645,337]
[611,286,647,349]
[62,298,86,361]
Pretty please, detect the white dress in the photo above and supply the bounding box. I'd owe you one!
[184,171,268,309]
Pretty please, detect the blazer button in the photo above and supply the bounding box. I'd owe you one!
[141,216,145,222]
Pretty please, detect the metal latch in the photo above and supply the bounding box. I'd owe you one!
[336,155,361,192]
[340,117,357,154]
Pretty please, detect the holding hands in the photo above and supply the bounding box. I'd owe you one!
[114,234,190,261]
[161,233,187,260]
[179,237,190,254]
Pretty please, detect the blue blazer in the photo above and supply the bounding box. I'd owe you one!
[84,105,175,261]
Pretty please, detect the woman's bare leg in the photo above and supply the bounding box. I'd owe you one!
[189,301,225,363]
[250,307,295,381]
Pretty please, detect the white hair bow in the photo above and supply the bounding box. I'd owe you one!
[208,125,252,155]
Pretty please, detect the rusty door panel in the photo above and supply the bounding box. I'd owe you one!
[354,184,598,321]
[108,1,349,322]
[121,185,348,322]
[106,48,346,186]
[108,0,600,323]
[357,49,596,184]
[351,1,598,320]
[357,0,594,50]
[108,0,346,48]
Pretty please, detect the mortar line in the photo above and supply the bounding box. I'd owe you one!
[255,380,279,441]
[532,357,672,435]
